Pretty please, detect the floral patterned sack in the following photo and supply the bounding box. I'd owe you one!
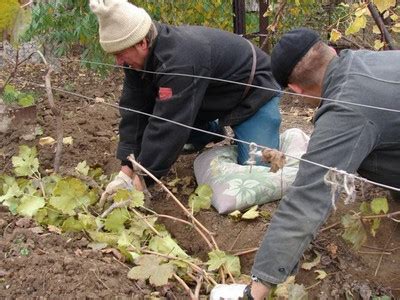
[193,128,310,214]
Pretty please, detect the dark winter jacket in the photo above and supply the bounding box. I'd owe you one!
[117,23,279,178]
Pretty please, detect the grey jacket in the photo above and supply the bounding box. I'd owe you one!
[117,23,279,178]
[252,49,400,284]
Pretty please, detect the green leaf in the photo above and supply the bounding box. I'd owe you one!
[75,161,90,176]
[207,250,241,276]
[341,214,367,250]
[87,231,119,246]
[118,230,134,248]
[17,94,35,107]
[149,234,189,258]
[129,215,157,238]
[114,189,131,202]
[16,195,45,217]
[12,145,39,177]
[78,213,97,230]
[242,205,260,220]
[188,184,212,213]
[359,201,370,214]
[49,178,90,215]
[104,208,130,233]
[113,189,144,208]
[370,197,388,214]
[62,216,84,232]
[0,180,22,203]
[128,255,175,286]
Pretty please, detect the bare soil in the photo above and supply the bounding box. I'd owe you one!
[1,61,399,299]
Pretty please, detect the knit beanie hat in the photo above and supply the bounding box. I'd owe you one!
[89,0,152,53]
[271,28,320,88]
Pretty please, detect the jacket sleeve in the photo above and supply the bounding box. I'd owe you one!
[117,69,154,164]
[251,102,379,284]
[136,65,209,178]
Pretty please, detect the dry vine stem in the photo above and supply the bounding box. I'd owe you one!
[127,155,237,284]
[36,51,64,173]
[127,154,218,250]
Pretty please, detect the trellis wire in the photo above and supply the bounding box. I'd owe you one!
[14,77,400,194]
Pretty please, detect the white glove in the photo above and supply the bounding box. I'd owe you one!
[100,171,134,204]
[209,284,247,300]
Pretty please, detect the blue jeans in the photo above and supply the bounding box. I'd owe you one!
[187,96,281,165]
[233,96,281,165]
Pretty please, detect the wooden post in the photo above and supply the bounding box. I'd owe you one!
[259,0,269,51]
[233,0,246,35]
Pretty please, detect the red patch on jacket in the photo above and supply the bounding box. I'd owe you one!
[158,87,173,101]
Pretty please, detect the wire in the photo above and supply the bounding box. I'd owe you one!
[15,77,400,193]
[62,58,400,114]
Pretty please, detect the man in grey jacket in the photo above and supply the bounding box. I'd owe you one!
[89,0,281,193]
[244,28,400,299]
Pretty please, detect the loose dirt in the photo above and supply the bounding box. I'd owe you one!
[1,61,399,298]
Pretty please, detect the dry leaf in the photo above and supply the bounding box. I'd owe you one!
[261,148,286,172]
[102,248,124,261]
[39,136,56,146]
[314,269,328,280]
[63,136,73,145]
[95,97,105,103]
[48,225,62,234]
[301,252,321,270]
[326,243,338,258]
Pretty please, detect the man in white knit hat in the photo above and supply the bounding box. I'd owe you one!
[90,0,281,198]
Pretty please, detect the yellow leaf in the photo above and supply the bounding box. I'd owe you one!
[392,23,400,33]
[354,7,368,17]
[345,16,367,35]
[39,136,56,146]
[314,270,328,280]
[372,25,381,34]
[329,29,342,42]
[63,136,73,145]
[374,0,395,13]
[374,40,385,50]
[229,210,241,218]
[242,205,260,220]
[390,14,398,21]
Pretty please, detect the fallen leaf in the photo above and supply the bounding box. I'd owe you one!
[327,243,338,258]
[48,225,62,234]
[87,242,108,251]
[301,252,321,270]
[102,248,124,261]
[63,136,73,145]
[261,148,286,172]
[229,210,242,218]
[241,205,260,220]
[30,226,44,234]
[95,97,105,103]
[39,136,56,146]
[314,269,328,280]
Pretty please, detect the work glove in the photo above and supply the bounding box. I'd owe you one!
[100,171,134,205]
[209,284,248,300]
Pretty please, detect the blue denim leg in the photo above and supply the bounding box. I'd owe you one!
[186,120,225,151]
[232,96,281,165]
